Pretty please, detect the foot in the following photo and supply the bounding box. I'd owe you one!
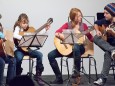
[50,78,63,84]
[72,76,81,85]
[111,50,115,60]
[16,68,23,76]
[94,78,106,86]
[34,75,45,86]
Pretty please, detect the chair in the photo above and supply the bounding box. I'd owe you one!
[60,33,98,83]
[110,59,115,80]
[23,56,35,77]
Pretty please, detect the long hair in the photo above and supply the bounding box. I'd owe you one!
[69,8,83,28]
[13,13,29,32]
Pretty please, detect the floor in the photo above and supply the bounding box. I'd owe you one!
[41,74,115,86]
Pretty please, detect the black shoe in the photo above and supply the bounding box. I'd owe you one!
[16,68,23,76]
[50,78,63,84]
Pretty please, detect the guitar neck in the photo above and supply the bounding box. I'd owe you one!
[77,28,94,38]
[34,23,48,35]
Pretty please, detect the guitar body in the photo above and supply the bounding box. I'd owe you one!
[0,39,14,57]
[54,31,86,56]
[19,27,35,36]
[0,39,6,57]
[54,28,94,56]
[54,37,72,56]
[98,25,107,40]
[19,27,35,52]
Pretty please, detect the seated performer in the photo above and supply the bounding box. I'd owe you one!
[48,8,93,85]
[13,13,50,86]
[93,3,115,86]
[0,22,16,86]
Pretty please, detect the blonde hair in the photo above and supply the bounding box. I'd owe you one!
[13,13,29,31]
[69,8,83,28]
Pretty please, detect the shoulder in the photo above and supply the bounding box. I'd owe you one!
[14,26,21,31]
[82,23,88,30]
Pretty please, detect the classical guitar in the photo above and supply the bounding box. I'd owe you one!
[0,39,14,57]
[19,18,53,52]
[54,28,94,56]
[98,23,115,41]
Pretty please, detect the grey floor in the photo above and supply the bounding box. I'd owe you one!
[4,74,115,86]
[41,74,115,86]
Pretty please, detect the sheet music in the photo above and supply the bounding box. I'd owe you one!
[62,29,79,44]
[18,34,48,47]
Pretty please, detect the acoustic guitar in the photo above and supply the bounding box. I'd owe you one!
[54,28,94,56]
[0,39,14,57]
[19,18,53,52]
[98,24,115,41]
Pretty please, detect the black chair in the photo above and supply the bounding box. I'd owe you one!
[110,59,115,80]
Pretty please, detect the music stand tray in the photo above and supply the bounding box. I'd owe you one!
[18,34,48,48]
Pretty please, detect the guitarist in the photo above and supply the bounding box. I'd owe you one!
[0,23,16,86]
[13,13,50,86]
[48,8,93,85]
[93,3,115,86]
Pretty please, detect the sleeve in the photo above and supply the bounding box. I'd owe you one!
[94,18,106,26]
[83,23,93,42]
[13,26,22,40]
[39,29,47,34]
[0,32,5,39]
[55,23,68,33]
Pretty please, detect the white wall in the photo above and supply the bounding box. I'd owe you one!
[1,0,114,75]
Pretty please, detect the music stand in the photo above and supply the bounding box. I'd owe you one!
[61,30,91,86]
[18,34,51,86]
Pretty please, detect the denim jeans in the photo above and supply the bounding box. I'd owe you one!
[14,49,44,75]
[0,55,16,85]
[94,35,115,79]
[48,44,85,75]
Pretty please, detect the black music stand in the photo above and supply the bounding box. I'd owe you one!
[61,30,91,86]
[18,34,51,86]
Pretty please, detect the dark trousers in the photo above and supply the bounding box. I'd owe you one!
[0,55,16,85]
[94,35,115,79]
[48,44,85,78]
[14,49,44,75]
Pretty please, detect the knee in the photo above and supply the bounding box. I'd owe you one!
[48,52,55,62]
[104,51,111,60]
[37,52,43,58]
[74,44,80,52]
[94,35,99,43]
[0,58,5,68]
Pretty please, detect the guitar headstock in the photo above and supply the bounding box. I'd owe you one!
[0,14,2,19]
[47,18,53,25]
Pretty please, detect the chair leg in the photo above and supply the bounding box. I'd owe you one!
[66,58,70,79]
[89,56,91,83]
[91,56,98,80]
[60,57,63,75]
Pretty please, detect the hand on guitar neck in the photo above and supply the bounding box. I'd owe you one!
[96,24,115,40]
